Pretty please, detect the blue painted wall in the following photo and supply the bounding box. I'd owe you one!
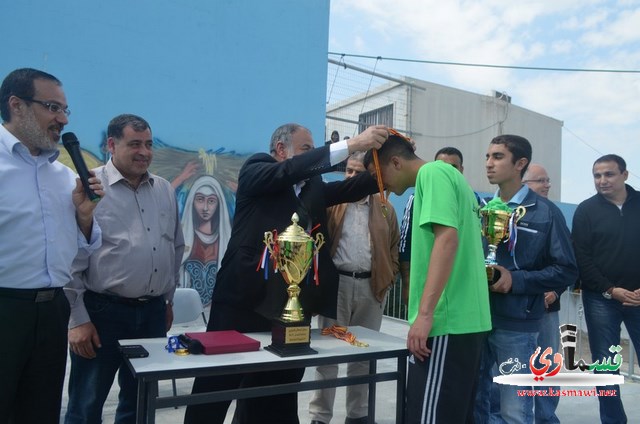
[2,0,330,153]
[2,0,331,305]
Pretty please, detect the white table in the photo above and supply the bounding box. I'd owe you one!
[121,326,409,424]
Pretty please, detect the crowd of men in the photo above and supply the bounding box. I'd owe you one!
[1,67,639,424]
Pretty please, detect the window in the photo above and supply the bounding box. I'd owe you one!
[358,104,394,132]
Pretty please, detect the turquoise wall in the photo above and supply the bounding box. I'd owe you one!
[2,0,331,305]
[2,0,330,154]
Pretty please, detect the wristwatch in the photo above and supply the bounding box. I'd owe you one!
[602,287,614,300]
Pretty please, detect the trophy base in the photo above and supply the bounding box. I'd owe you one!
[265,318,318,357]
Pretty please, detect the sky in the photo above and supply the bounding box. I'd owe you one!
[328,0,640,204]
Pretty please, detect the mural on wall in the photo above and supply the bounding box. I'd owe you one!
[59,139,249,307]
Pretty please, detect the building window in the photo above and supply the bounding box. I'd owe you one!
[358,104,394,132]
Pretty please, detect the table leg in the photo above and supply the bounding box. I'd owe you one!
[146,381,159,424]
[396,355,407,424]
[367,359,377,423]
[136,379,146,424]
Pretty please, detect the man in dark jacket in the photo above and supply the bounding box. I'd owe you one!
[184,123,388,424]
[474,135,577,424]
[572,154,640,424]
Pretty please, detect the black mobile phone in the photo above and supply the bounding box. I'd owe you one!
[119,344,149,358]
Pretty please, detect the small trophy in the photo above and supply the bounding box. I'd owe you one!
[263,213,324,356]
[480,199,526,284]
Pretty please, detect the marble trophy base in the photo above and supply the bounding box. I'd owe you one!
[265,318,317,357]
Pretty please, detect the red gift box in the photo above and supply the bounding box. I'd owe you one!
[185,330,261,355]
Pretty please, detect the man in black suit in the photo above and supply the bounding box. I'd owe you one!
[184,123,388,424]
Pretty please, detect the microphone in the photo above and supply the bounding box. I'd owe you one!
[61,132,101,202]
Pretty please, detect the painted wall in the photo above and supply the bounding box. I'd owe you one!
[2,0,330,304]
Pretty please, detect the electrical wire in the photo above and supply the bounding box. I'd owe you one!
[328,52,640,74]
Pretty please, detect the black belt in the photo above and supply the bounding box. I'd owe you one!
[87,290,161,306]
[338,270,372,279]
[0,287,62,302]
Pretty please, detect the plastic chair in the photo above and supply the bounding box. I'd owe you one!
[170,288,208,401]
[172,287,208,326]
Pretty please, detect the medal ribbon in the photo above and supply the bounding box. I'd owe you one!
[321,324,369,347]
[371,149,388,215]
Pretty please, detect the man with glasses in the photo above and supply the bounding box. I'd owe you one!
[523,163,562,424]
[523,163,551,198]
[0,68,102,424]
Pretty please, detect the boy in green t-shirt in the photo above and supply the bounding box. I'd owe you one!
[364,135,491,424]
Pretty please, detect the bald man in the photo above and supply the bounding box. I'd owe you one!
[523,163,561,424]
[523,163,551,198]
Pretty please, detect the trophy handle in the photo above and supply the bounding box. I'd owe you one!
[314,233,325,254]
[513,206,526,222]
[264,231,275,255]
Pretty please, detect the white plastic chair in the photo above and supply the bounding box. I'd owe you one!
[172,287,208,326]
[170,288,208,401]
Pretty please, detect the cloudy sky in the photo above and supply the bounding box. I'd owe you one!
[329,0,640,204]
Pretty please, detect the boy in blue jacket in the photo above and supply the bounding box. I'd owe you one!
[474,135,577,424]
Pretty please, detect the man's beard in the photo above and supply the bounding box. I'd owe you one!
[18,109,59,152]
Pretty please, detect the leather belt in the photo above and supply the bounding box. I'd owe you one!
[0,287,62,302]
[87,290,161,306]
[338,270,372,279]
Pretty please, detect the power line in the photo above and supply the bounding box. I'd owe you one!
[563,126,640,181]
[328,52,640,74]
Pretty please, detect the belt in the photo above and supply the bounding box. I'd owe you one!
[87,291,161,306]
[338,270,372,279]
[0,287,62,302]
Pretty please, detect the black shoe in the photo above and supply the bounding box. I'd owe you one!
[310,421,327,424]
[345,417,372,424]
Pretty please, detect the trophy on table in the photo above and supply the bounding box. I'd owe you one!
[480,199,526,284]
[262,213,324,357]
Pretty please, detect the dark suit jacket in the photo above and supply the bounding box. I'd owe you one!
[211,145,377,322]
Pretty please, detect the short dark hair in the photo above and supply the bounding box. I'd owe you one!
[594,154,626,173]
[434,146,463,164]
[107,114,151,139]
[363,134,417,169]
[0,68,61,122]
[490,134,532,177]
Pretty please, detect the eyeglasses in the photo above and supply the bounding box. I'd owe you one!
[20,97,71,117]
[523,178,551,184]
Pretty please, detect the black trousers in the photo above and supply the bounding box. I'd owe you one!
[0,288,70,424]
[184,303,304,424]
[406,331,488,424]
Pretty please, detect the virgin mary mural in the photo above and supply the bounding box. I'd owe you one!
[180,175,232,306]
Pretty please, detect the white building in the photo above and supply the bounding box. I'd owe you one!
[325,62,563,200]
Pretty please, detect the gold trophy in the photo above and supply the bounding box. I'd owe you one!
[480,199,526,283]
[263,213,324,356]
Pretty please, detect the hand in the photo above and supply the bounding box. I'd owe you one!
[407,314,433,361]
[346,125,388,153]
[72,174,103,239]
[489,265,512,294]
[612,287,640,306]
[171,161,201,189]
[544,291,557,308]
[72,174,103,213]
[166,303,174,331]
[68,322,102,359]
